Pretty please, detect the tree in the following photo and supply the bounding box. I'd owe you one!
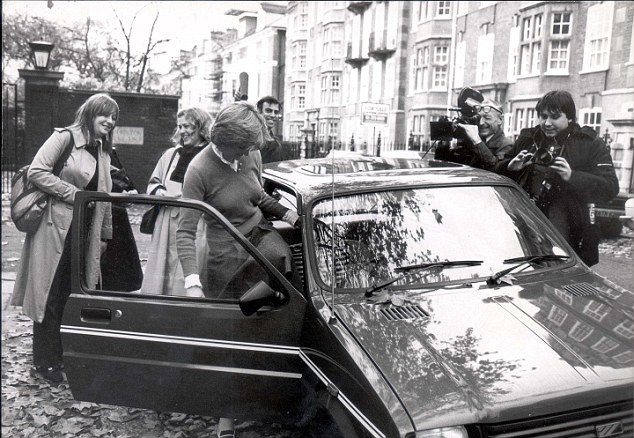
[2,9,169,93]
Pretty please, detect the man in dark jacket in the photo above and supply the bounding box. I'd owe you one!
[498,90,619,266]
[435,98,513,171]
[256,95,284,163]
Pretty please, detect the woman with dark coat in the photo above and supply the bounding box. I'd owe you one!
[12,93,118,383]
[498,90,619,266]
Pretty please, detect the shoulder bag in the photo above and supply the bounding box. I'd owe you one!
[140,148,180,234]
[10,131,75,234]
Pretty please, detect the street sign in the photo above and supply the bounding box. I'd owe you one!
[113,127,144,145]
[361,103,389,125]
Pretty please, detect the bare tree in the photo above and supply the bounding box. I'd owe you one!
[136,12,170,92]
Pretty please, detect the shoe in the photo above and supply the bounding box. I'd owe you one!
[217,417,235,438]
[30,366,64,384]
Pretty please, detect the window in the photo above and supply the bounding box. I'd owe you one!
[323,25,343,59]
[434,46,449,64]
[412,48,422,92]
[298,41,307,69]
[432,66,447,89]
[320,74,340,105]
[614,320,634,339]
[584,300,610,322]
[547,305,568,326]
[552,12,572,35]
[569,322,594,342]
[613,351,634,364]
[548,40,570,72]
[328,122,338,139]
[436,1,450,17]
[507,25,520,82]
[519,14,542,75]
[580,108,602,135]
[514,108,525,132]
[291,83,306,110]
[547,12,572,74]
[591,336,619,354]
[476,33,494,84]
[582,2,613,71]
[299,1,308,28]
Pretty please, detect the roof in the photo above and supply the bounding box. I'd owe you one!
[263,157,517,201]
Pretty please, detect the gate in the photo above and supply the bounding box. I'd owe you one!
[2,82,24,194]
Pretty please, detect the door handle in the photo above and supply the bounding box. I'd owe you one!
[80,307,112,324]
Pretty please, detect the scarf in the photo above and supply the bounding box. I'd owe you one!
[170,144,206,183]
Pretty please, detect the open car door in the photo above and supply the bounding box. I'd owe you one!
[61,192,307,422]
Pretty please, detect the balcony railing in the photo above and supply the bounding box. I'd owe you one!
[344,42,369,69]
[347,1,372,15]
[368,30,396,61]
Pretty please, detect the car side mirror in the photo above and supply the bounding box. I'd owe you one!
[239,281,285,316]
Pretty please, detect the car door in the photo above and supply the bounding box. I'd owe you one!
[61,191,307,422]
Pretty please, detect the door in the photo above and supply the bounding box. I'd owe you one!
[61,192,307,422]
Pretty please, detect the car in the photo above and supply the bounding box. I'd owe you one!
[62,156,633,437]
[595,192,634,238]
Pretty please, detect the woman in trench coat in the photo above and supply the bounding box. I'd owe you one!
[12,93,118,383]
[139,107,211,296]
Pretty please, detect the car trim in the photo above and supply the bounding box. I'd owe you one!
[300,350,387,438]
[61,325,386,437]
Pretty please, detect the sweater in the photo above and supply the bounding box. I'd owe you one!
[176,144,289,277]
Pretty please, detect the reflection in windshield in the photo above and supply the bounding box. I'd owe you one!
[311,186,570,290]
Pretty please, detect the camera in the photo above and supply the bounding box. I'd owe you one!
[429,87,483,142]
[523,140,561,167]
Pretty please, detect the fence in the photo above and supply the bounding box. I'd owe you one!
[281,138,432,160]
[2,82,25,195]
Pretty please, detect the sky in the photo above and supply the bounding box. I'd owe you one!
[3,1,269,50]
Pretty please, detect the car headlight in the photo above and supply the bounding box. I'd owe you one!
[408,426,469,438]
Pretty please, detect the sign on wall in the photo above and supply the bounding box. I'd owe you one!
[113,126,144,145]
[361,103,389,125]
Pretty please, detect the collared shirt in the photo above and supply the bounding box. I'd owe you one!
[211,143,239,172]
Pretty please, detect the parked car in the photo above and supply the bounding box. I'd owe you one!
[595,192,634,238]
[62,156,633,437]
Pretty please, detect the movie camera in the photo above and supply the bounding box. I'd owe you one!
[430,87,484,142]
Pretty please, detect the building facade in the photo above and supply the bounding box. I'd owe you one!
[179,1,633,191]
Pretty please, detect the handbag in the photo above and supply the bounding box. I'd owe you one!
[140,148,180,235]
[10,132,75,234]
[140,205,160,234]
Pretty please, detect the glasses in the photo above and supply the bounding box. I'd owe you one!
[474,105,502,115]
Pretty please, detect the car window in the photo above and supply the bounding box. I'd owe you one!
[81,199,295,301]
[311,185,571,291]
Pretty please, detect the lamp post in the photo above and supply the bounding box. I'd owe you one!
[18,40,65,165]
[29,40,55,70]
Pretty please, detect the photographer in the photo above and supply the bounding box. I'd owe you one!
[499,90,619,266]
[435,98,513,171]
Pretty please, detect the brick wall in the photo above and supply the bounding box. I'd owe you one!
[57,90,179,193]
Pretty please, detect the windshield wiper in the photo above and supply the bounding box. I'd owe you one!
[487,254,570,286]
[365,260,483,297]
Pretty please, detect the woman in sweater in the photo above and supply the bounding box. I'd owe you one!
[176,101,299,299]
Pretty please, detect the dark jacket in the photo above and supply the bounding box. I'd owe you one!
[260,131,284,164]
[434,129,513,171]
[498,123,619,266]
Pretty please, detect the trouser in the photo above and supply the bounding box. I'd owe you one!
[32,226,73,370]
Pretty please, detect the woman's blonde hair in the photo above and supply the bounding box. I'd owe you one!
[171,107,213,146]
[71,93,119,152]
[210,101,267,152]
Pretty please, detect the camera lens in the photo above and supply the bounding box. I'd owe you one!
[535,148,555,166]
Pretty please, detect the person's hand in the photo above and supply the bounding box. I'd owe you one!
[125,189,138,195]
[184,286,204,298]
[549,157,572,182]
[293,216,302,229]
[507,150,533,171]
[457,124,481,146]
[100,240,108,254]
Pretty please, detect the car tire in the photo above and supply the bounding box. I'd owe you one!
[599,218,622,239]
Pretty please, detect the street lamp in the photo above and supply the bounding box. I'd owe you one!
[29,41,55,70]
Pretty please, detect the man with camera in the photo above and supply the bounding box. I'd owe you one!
[499,90,619,266]
[435,98,513,171]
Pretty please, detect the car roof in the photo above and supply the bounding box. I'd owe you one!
[263,156,516,200]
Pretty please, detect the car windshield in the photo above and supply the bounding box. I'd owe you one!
[311,185,571,291]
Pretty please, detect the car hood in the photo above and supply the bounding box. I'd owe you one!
[335,274,634,429]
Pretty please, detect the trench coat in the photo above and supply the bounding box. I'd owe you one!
[12,127,113,322]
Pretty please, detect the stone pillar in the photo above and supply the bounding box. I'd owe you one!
[18,69,64,163]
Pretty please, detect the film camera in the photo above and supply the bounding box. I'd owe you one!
[521,138,564,210]
[430,87,483,142]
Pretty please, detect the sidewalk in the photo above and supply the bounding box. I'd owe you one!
[2,271,16,310]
